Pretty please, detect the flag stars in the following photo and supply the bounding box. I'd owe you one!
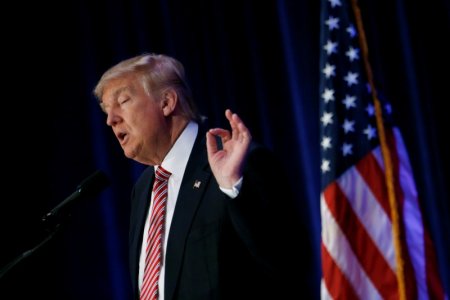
[328,0,341,7]
[385,103,392,114]
[341,143,353,156]
[325,16,339,31]
[346,46,359,62]
[342,95,356,109]
[321,136,332,150]
[363,124,377,140]
[323,40,338,55]
[346,25,357,38]
[321,159,331,173]
[342,119,355,133]
[344,71,359,86]
[322,88,335,103]
[366,103,375,116]
[323,63,336,78]
[321,111,334,126]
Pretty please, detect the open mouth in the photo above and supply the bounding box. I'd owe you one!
[117,132,128,144]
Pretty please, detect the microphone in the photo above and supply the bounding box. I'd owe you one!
[0,171,109,280]
[42,170,110,224]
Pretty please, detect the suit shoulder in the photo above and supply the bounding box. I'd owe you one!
[134,166,155,188]
[247,142,278,165]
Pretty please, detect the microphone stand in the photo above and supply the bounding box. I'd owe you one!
[0,218,65,280]
[0,170,109,281]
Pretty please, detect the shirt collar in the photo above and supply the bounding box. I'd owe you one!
[158,121,198,179]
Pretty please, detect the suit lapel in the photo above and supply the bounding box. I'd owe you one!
[165,129,212,300]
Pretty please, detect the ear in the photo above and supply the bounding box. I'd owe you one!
[161,88,177,117]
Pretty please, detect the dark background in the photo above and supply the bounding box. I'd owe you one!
[1,0,449,299]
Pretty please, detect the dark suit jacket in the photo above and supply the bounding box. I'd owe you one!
[129,125,310,299]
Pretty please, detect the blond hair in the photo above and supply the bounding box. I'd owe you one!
[94,53,200,121]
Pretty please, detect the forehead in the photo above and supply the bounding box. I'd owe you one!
[101,75,137,102]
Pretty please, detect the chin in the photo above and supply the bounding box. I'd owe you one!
[123,148,136,160]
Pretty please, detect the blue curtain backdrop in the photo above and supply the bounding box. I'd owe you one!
[1,0,448,299]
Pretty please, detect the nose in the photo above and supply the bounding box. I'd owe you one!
[106,108,122,126]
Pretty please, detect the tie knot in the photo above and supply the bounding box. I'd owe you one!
[155,166,171,182]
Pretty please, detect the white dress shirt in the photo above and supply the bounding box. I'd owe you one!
[137,121,242,299]
[138,121,198,300]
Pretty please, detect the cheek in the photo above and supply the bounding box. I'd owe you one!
[126,106,148,126]
[129,102,163,134]
[131,113,156,135]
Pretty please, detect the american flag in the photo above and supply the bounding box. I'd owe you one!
[319,0,447,299]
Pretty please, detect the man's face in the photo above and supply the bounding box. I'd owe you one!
[100,74,169,165]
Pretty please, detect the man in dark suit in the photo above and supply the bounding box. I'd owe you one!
[94,53,310,299]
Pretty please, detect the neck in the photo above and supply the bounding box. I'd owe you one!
[152,116,190,165]
[169,116,190,145]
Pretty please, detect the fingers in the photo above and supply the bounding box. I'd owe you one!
[208,128,230,140]
[206,131,218,159]
[236,120,251,142]
[225,109,251,142]
[207,109,252,144]
[225,109,237,139]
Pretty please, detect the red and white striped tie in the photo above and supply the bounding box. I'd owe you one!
[140,166,171,300]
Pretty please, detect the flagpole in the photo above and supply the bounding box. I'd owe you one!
[349,1,407,299]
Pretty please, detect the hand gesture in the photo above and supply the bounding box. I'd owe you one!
[206,109,252,189]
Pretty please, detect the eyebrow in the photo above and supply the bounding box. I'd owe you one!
[99,86,131,109]
[111,86,131,100]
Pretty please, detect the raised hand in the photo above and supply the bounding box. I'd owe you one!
[206,109,252,189]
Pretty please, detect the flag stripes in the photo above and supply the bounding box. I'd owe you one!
[319,0,447,298]
[321,126,446,299]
